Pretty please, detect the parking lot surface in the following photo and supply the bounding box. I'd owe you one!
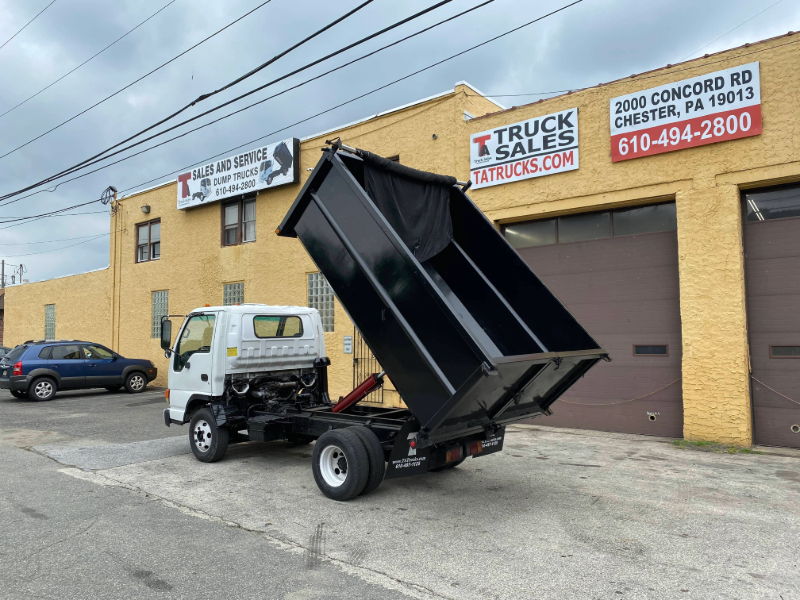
[2,387,799,599]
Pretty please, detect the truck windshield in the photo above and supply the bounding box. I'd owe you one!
[175,314,216,371]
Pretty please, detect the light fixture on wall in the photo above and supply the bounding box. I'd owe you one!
[141,205,150,214]
[432,133,438,140]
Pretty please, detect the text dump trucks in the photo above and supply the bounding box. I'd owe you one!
[161,142,607,500]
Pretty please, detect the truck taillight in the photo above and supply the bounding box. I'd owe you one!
[468,441,483,456]
[12,361,22,376]
[165,389,170,402]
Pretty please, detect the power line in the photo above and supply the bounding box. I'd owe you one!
[679,0,785,62]
[3,0,456,200]
[0,0,179,120]
[0,233,109,258]
[0,0,277,161]
[0,0,583,213]
[0,209,107,223]
[0,232,115,246]
[0,0,58,52]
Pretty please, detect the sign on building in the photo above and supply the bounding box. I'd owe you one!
[176,138,299,209]
[470,108,579,189]
[610,62,761,162]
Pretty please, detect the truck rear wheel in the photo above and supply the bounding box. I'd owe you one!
[189,408,229,463]
[351,426,385,496]
[312,429,369,501]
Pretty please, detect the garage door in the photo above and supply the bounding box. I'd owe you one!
[743,185,800,448]
[504,203,683,437]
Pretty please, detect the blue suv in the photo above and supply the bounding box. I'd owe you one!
[0,340,157,401]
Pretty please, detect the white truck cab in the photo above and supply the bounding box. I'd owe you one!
[163,304,326,424]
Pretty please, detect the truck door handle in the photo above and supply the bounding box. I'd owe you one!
[201,374,208,382]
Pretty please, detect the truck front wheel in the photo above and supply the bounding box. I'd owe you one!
[189,408,229,463]
[312,429,369,501]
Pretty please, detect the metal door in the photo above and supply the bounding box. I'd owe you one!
[511,216,683,437]
[82,344,121,386]
[743,185,800,448]
[169,313,216,420]
[352,328,383,404]
[49,344,87,389]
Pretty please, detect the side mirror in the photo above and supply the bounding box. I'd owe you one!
[160,319,173,351]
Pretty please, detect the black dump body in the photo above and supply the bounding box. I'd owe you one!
[278,148,607,448]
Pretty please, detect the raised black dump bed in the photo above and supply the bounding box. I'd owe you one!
[277,143,608,451]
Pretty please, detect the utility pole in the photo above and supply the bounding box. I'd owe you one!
[1,260,4,288]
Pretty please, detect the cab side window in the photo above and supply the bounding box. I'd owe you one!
[174,314,216,371]
[254,316,304,338]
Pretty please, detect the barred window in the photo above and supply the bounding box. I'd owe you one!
[308,273,334,332]
[44,304,55,340]
[223,282,244,306]
[152,290,169,338]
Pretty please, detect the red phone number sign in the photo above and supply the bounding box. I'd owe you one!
[610,62,761,162]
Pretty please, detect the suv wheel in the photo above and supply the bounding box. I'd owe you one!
[28,377,56,401]
[124,372,147,394]
[10,390,26,399]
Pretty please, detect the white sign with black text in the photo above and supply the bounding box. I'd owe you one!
[470,108,579,189]
[609,62,761,161]
[176,138,299,209]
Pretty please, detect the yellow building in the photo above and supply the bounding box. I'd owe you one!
[6,34,800,448]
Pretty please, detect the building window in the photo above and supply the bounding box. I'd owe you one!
[44,304,55,340]
[137,220,161,262]
[223,282,244,306]
[152,290,169,338]
[633,344,669,356]
[222,198,256,246]
[308,273,334,332]
[502,202,677,249]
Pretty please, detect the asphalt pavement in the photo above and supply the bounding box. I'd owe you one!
[1,386,799,599]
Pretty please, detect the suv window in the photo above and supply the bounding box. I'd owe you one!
[254,316,304,338]
[4,345,28,362]
[50,345,82,360]
[38,347,52,359]
[83,345,113,360]
[175,314,215,371]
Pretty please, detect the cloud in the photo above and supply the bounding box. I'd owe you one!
[0,0,795,282]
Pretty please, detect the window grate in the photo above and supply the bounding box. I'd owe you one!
[152,290,169,338]
[44,304,55,340]
[223,282,244,306]
[308,272,334,332]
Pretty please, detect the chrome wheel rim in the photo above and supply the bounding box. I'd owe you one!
[35,381,53,398]
[319,445,347,487]
[194,420,213,453]
[129,374,145,391]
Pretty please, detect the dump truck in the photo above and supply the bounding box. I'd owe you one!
[160,141,608,501]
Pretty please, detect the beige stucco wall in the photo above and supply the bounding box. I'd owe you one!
[106,86,500,406]
[3,268,111,347]
[467,35,800,445]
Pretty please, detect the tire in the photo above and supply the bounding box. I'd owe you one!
[124,372,147,394]
[350,426,385,496]
[189,408,229,463]
[105,385,122,392]
[430,457,466,472]
[312,428,369,501]
[28,377,57,401]
[10,390,26,399]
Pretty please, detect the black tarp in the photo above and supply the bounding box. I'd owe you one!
[360,150,456,263]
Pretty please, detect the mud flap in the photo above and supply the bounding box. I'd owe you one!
[385,420,430,480]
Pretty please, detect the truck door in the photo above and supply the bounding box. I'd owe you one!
[169,313,216,419]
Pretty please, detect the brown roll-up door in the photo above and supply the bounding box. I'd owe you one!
[508,205,683,437]
[743,185,800,448]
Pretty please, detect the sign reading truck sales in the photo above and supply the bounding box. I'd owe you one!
[176,138,299,209]
[470,108,579,189]
[610,62,761,162]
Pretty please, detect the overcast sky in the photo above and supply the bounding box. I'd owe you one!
[0,0,797,283]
